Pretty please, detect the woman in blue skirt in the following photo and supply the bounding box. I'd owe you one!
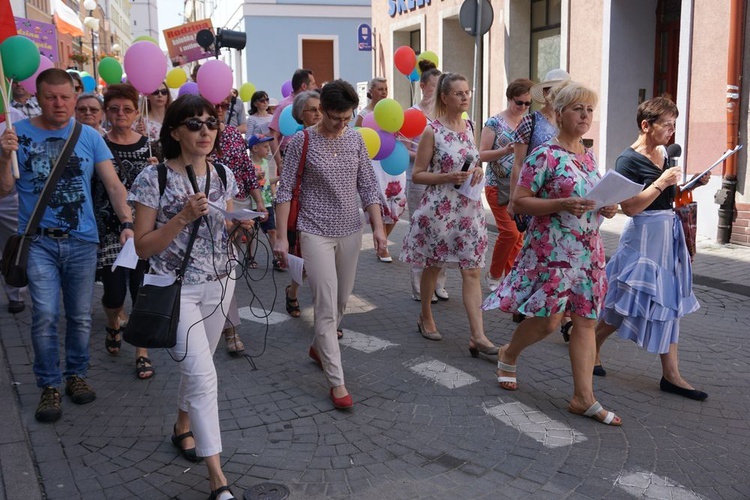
[594,97,709,400]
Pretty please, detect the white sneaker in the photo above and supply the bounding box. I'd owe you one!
[412,291,439,303]
[485,273,501,291]
[435,288,449,301]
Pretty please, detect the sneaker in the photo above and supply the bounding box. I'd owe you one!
[411,291,439,303]
[35,387,62,422]
[435,288,449,301]
[65,376,96,405]
[485,273,501,291]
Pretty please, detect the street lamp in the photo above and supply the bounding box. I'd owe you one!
[83,0,100,85]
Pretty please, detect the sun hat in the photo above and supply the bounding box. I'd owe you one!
[530,69,571,103]
[268,97,279,107]
[247,134,273,149]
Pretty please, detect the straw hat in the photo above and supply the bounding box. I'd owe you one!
[530,69,571,103]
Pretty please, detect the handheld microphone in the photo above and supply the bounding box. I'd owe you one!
[454,155,474,189]
[185,164,200,194]
[666,143,682,168]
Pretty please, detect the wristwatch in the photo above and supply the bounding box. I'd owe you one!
[121,222,134,231]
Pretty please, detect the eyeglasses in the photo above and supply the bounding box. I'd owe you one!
[303,107,321,114]
[151,89,169,96]
[106,106,136,115]
[654,120,676,129]
[451,90,473,98]
[180,117,220,131]
[255,97,268,103]
[216,103,230,110]
[514,99,532,107]
[76,106,101,114]
[323,110,352,123]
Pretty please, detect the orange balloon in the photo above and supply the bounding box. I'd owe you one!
[399,108,427,138]
[394,46,417,76]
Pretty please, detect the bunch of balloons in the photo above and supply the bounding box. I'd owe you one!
[393,46,440,78]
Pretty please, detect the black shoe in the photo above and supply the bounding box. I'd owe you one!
[208,485,236,500]
[35,387,62,422]
[172,425,200,462]
[65,376,96,405]
[659,377,707,401]
[593,365,607,377]
[8,300,25,314]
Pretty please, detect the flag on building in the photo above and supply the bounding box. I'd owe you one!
[52,0,84,37]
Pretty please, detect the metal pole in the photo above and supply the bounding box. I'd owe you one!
[471,0,482,140]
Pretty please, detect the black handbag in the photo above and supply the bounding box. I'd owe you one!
[123,166,209,349]
[1,123,82,288]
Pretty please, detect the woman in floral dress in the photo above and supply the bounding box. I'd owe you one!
[401,72,496,357]
[483,81,622,425]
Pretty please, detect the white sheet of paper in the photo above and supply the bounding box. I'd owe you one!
[208,201,265,221]
[584,170,644,210]
[142,274,176,287]
[680,145,742,191]
[456,176,485,201]
[111,238,139,271]
[286,254,304,286]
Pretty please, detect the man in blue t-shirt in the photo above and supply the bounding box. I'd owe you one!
[0,69,133,423]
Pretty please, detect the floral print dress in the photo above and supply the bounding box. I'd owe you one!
[482,144,607,318]
[400,119,487,269]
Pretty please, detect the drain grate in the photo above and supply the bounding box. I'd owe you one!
[244,482,290,500]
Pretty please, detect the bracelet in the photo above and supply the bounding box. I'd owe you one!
[652,184,663,193]
[120,222,134,231]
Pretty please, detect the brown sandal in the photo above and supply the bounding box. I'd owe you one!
[285,286,301,318]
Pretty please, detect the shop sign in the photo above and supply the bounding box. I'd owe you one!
[389,0,432,17]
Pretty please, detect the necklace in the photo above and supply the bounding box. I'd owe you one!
[315,126,345,157]
[554,137,584,155]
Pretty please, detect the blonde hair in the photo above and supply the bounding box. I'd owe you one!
[550,81,598,115]
[434,72,468,118]
[366,77,387,99]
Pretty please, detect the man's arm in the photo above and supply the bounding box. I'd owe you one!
[0,129,18,197]
[94,159,134,244]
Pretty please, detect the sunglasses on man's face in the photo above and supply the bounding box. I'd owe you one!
[151,89,169,96]
[180,117,220,131]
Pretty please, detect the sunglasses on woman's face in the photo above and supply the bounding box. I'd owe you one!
[152,89,169,96]
[255,97,268,103]
[514,99,532,107]
[216,103,230,110]
[180,117,220,131]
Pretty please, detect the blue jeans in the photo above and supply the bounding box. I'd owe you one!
[27,237,98,388]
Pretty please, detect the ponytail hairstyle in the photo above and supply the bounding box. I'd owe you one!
[433,72,467,119]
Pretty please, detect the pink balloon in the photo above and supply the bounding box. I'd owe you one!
[281,80,292,98]
[123,41,168,95]
[20,57,54,95]
[374,130,396,160]
[362,113,380,131]
[196,60,233,104]
[178,81,200,97]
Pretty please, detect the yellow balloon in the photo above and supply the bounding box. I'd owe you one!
[373,98,405,133]
[166,68,188,88]
[239,82,256,102]
[461,111,469,120]
[358,127,381,159]
[416,50,440,74]
[134,35,159,45]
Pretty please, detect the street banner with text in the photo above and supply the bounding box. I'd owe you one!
[14,17,58,63]
[163,19,214,65]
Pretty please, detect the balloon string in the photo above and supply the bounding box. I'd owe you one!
[141,97,153,158]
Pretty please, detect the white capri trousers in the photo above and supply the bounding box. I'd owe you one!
[300,230,362,387]
[170,275,236,457]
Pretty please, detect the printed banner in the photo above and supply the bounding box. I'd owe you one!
[163,19,214,65]
[14,17,58,63]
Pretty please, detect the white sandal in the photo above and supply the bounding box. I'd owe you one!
[569,401,622,426]
[497,360,517,390]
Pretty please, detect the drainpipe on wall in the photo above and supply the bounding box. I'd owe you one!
[717,0,746,243]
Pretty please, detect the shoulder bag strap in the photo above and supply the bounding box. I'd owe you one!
[24,122,82,236]
[291,130,309,201]
[176,166,210,281]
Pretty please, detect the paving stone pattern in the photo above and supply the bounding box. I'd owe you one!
[0,215,749,499]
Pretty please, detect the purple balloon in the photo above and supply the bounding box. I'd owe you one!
[178,81,200,97]
[281,80,293,98]
[374,131,396,160]
[362,113,380,131]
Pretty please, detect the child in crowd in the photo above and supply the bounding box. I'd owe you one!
[247,135,282,270]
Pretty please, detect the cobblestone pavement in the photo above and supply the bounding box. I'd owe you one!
[1,215,749,499]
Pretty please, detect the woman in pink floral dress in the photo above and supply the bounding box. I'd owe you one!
[482,81,622,426]
[401,73,496,357]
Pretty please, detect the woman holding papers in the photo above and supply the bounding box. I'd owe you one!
[96,84,156,378]
[483,82,621,426]
[129,94,248,500]
[594,96,710,401]
[400,72,497,358]
[273,80,386,410]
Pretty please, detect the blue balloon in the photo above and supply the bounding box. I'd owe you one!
[380,141,408,175]
[82,75,96,92]
[408,68,419,82]
[279,105,303,136]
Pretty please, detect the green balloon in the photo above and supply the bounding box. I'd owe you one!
[98,57,123,84]
[134,35,158,45]
[0,36,41,81]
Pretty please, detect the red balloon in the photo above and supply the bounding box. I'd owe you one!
[394,46,417,76]
[399,108,427,138]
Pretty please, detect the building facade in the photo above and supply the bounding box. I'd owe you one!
[372,0,750,245]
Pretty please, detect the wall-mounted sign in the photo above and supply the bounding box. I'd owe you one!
[388,0,432,18]
[357,23,372,51]
[14,17,58,62]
